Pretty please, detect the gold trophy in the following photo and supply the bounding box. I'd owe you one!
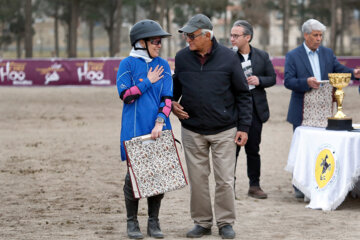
[326,73,353,130]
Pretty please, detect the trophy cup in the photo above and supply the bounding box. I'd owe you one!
[326,73,353,130]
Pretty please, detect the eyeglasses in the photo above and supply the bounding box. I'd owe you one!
[183,32,204,41]
[230,34,245,39]
[149,39,162,45]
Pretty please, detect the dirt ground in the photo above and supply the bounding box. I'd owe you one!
[0,85,360,240]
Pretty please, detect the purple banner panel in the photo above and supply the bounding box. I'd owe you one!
[271,57,286,85]
[271,57,360,85]
[0,57,359,86]
[0,59,121,86]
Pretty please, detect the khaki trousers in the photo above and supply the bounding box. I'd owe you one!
[181,127,237,228]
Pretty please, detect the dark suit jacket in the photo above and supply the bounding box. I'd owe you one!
[284,44,354,126]
[237,46,276,123]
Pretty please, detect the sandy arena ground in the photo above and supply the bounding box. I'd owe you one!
[0,85,360,240]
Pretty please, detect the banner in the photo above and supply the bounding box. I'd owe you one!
[0,57,359,86]
[0,59,121,86]
[271,57,360,85]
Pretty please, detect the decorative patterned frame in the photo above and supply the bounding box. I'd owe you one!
[302,83,334,128]
[124,130,187,199]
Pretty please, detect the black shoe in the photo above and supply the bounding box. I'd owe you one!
[147,218,164,239]
[127,220,144,239]
[186,225,211,238]
[219,225,235,239]
[293,185,305,199]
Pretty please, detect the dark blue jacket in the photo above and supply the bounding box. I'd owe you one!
[173,38,252,134]
[284,44,354,126]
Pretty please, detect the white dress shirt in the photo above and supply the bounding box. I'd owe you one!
[303,42,321,81]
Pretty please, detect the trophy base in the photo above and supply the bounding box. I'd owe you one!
[326,118,353,131]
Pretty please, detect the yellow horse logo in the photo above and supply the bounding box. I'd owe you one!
[315,149,335,189]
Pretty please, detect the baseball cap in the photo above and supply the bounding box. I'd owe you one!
[178,14,213,33]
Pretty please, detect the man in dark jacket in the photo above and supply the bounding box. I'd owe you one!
[172,14,252,239]
[230,20,276,199]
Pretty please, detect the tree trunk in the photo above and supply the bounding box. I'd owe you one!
[166,3,171,58]
[159,0,165,24]
[113,0,123,56]
[330,0,337,52]
[24,0,32,58]
[16,36,22,58]
[69,0,79,58]
[66,30,70,58]
[339,2,345,55]
[299,0,305,43]
[223,0,229,43]
[108,28,114,57]
[107,9,115,57]
[88,19,94,57]
[150,0,158,20]
[54,1,59,57]
[282,0,290,55]
[159,0,166,57]
[131,3,137,24]
[260,26,269,52]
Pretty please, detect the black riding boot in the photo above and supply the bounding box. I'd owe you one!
[124,172,143,239]
[147,194,164,238]
[125,198,143,239]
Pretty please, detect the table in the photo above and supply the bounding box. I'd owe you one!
[285,125,360,210]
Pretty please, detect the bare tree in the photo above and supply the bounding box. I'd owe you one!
[330,0,337,51]
[69,0,79,57]
[113,0,123,56]
[282,0,290,55]
[54,1,60,57]
[159,0,166,24]
[24,0,32,58]
[223,1,228,42]
[339,1,345,55]
[241,0,271,50]
[158,0,166,57]
[298,0,306,43]
[88,18,95,57]
[166,1,171,57]
[106,10,116,57]
[96,0,122,57]
[81,0,101,57]
[150,0,159,21]
[36,0,64,57]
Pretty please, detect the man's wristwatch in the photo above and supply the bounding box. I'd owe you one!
[156,117,165,124]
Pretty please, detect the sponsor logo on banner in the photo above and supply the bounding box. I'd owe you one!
[77,61,111,85]
[36,63,64,85]
[0,62,32,85]
[314,144,338,191]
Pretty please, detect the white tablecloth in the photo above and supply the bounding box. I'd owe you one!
[285,125,360,210]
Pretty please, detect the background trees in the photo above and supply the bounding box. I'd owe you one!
[0,0,359,58]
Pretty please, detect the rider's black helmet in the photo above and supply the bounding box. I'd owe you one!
[130,19,171,46]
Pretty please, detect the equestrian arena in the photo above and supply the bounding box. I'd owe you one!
[0,85,359,239]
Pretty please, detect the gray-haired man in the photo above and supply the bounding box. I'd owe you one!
[284,18,360,198]
[172,14,252,239]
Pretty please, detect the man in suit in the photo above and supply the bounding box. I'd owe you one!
[284,19,360,198]
[230,20,276,199]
